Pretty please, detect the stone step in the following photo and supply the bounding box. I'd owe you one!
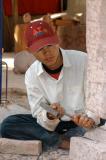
[70,137,106,160]
[0,138,42,156]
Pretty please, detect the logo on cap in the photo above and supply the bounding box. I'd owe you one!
[33,26,48,38]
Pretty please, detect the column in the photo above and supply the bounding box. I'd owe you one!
[86,0,106,118]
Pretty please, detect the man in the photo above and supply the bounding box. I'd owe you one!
[1,20,100,150]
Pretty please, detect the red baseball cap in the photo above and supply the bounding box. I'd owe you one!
[25,20,59,53]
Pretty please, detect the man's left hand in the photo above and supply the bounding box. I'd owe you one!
[72,114,95,128]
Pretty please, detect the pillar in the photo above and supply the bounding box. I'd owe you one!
[86,0,106,118]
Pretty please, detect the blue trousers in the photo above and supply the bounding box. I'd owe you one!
[1,114,86,149]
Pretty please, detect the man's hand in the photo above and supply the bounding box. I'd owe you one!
[47,103,64,120]
[72,114,95,128]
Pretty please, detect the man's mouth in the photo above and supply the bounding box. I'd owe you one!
[45,57,54,62]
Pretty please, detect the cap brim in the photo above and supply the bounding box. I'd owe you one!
[28,35,59,53]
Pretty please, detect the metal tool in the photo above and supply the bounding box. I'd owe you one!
[40,102,97,129]
[40,102,77,118]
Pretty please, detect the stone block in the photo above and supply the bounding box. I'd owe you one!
[85,127,106,142]
[0,138,42,156]
[70,137,106,160]
[86,0,106,119]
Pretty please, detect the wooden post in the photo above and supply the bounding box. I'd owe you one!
[12,0,18,26]
[12,0,18,51]
[0,0,3,102]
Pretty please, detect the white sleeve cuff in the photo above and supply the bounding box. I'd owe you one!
[37,109,60,131]
[86,110,100,125]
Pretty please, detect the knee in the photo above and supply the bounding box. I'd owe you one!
[1,118,8,137]
[1,115,16,137]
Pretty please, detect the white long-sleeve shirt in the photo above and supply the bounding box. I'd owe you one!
[25,48,100,131]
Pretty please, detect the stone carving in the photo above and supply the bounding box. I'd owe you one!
[86,0,106,118]
[0,138,42,155]
[57,23,86,52]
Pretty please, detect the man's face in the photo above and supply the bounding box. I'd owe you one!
[33,45,60,68]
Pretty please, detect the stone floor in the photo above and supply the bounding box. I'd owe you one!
[0,149,69,160]
[38,149,69,160]
[0,53,70,160]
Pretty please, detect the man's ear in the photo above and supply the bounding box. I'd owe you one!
[56,44,59,48]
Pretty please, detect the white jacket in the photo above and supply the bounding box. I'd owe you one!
[25,48,100,131]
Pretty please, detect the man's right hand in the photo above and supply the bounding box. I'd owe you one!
[47,103,64,120]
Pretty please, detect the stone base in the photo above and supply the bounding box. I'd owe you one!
[0,138,42,156]
[69,127,106,160]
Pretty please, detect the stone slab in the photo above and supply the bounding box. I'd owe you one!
[0,138,42,156]
[85,127,106,142]
[70,137,106,160]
